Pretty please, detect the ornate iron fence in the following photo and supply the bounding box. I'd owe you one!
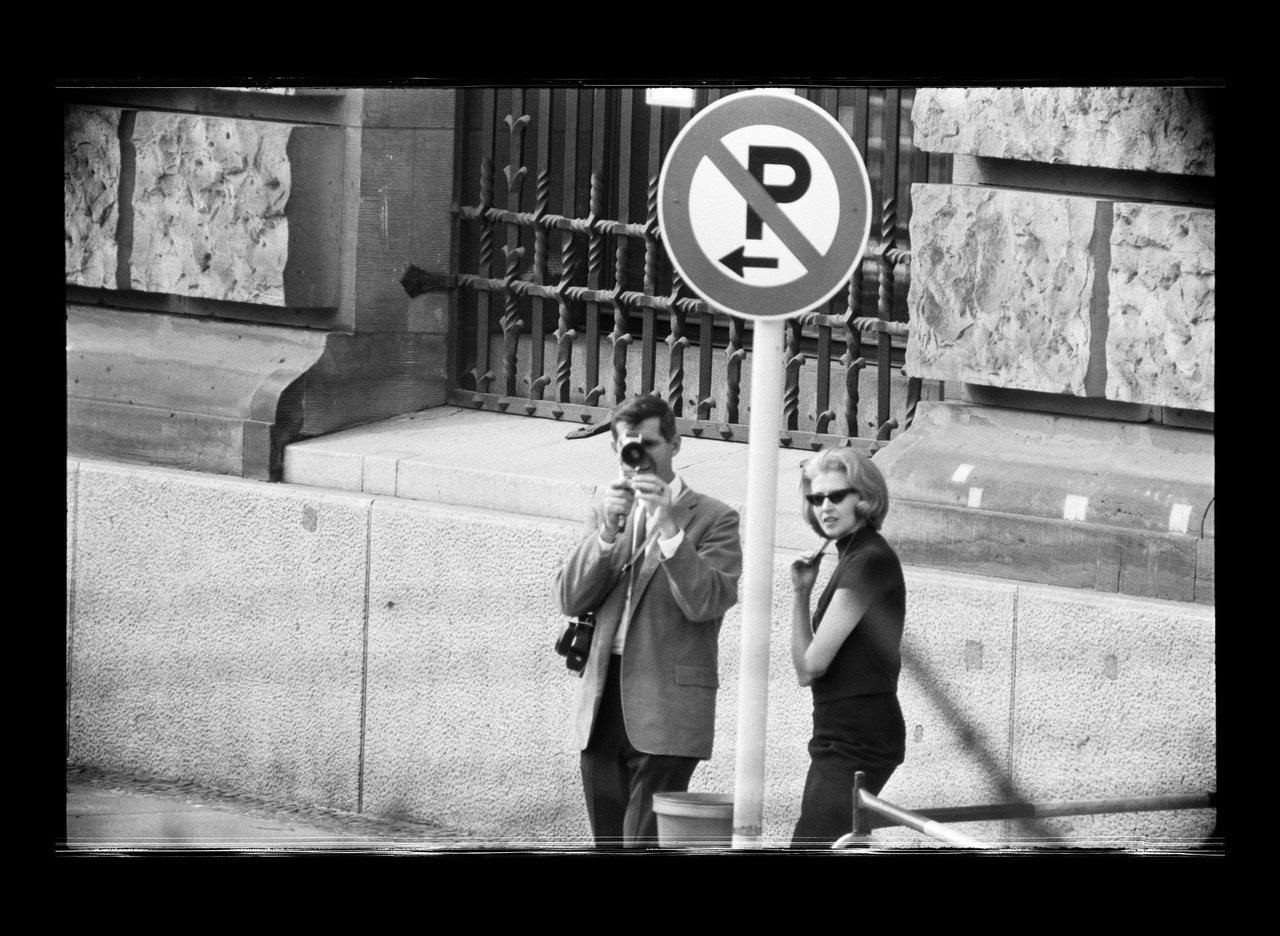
[408,86,950,451]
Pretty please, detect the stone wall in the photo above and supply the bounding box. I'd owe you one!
[64,106,120,289]
[907,87,1216,414]
[912,87,1215,176]
[130,112,293,304]
[64,103,344,310]
[67,451,1217,849]
[907,185,1102,395]
[1107,202,1216,410]
[64,89,456,480]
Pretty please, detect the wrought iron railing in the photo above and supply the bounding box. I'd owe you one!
[404,86,950,451]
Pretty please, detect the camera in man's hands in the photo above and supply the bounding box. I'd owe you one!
[618,433,647,469]
[555,611,596,675]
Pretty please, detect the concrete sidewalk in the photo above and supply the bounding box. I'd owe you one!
[61,766,484,853]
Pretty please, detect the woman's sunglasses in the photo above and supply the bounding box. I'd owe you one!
[805,488,858,507]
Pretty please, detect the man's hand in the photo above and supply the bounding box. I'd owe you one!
[630,472,679,540]
[596,478,636,544]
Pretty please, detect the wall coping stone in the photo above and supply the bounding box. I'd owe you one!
[281,403,1213,604]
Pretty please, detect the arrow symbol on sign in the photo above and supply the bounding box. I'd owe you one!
[718,245,779,278]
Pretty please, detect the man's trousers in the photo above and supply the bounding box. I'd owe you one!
[580,654,700,848]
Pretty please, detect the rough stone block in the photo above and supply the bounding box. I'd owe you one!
[67,462,371,809]
[64,105,120,289]
[1012,585,1216,847]
[907,184,1103,395]
[128,112,344,309]
[131,111,291,303]
[1107,203,1215,412]
[913,87,1216,176]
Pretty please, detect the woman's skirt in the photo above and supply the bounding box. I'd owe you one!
[790,692,905,848]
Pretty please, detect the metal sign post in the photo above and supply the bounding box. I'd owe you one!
[730,315,784,847]
[658,89,871,848]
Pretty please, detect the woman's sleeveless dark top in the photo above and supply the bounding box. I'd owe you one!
[810,525,906,703]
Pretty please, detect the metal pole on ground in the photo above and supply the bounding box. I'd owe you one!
[732,317,785,849]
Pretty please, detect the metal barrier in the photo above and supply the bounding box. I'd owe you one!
[832,770,1218,850]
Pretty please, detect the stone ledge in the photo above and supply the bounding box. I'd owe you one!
[283,405,777,529]
[67,305,328,479]
[874,401,1213,604]
[67,304,446,480]
[283,402,1213,605]
[884,499,1207,605]
[875,402,1213,536]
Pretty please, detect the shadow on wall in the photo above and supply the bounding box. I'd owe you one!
[901,644,1052,840]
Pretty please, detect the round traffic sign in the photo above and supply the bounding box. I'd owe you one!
[658,90,872,320]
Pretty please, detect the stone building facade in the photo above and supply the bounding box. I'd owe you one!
[877,86,1215,607]
[66,88,453,479]
[65,85,1217,849]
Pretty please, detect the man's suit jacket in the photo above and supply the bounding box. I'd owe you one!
[554,486,742,759]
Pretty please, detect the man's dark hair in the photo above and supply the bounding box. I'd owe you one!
[611,394,678,442]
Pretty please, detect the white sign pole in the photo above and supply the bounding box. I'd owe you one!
[731,316,785,849]
[658,89,870,850]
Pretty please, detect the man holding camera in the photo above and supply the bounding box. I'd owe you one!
[554,395,743,848]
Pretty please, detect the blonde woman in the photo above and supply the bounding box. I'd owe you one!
[787,447,906,848]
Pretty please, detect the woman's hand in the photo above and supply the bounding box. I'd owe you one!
[790,553,822,595]
[790,540,829,595]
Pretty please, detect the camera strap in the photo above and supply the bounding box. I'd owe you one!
[613,508,663,654]
[620,506,661,575]
[614,483,688,654]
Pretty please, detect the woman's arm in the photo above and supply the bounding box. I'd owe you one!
[789,541,872,686]
[790,580,818,686]
[791,585,876,686]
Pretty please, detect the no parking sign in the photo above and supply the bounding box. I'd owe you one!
[658,90,875,846]
[658,90,872,320]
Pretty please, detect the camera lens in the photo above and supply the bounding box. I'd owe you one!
[620,440,646,467]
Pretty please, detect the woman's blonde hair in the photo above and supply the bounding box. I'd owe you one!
[799,447,890,537]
